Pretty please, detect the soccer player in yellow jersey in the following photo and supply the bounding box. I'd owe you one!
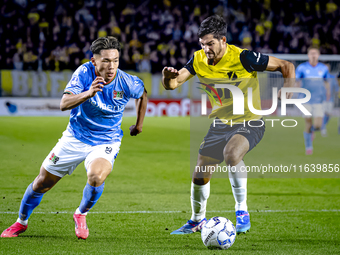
[162,15,295,234]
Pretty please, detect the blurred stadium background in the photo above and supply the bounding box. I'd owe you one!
[1,1,340,254]
[0,0,339,117]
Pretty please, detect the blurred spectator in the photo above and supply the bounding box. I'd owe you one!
[172,24,182,42]
[138,55,151,73]
[276,41,289,53]
[13,50,23,70]
[311,33,321,48]
[0,0,339,73]
[23,49,38,70]
[83,42,93,61]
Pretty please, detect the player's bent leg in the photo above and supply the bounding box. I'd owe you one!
[313,117,323,131]
[311,104,325,134]
[171,154,220,235]
[304,118,313,155]
[321,114,330,137]
[322,102,332,136]
[223,134,249,166]
[87,157,112,187]
[1,167,61,238]
[223,135,251,234]
[33,166,63,193]
[193,154,221,185]
[80,157,112,213]
[74,158,112,240]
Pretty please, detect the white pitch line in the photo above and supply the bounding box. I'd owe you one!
[0,209,339,214]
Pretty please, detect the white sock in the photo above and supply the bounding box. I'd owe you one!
[75,207,87,215]
[190,181,210,222]
[17,218,28,226]
[229,160,248,212]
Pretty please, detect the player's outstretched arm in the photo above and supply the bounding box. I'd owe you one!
[60,77,105,111]
[266,56,295,99]
[162,67,193,90]
[130,89,147,136]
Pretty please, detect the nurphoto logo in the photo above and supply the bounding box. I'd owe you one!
[200,84,311,116]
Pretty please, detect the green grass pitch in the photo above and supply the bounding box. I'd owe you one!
[0,116,339,254]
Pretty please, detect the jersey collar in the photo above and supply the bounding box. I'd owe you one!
[307,62,319,68]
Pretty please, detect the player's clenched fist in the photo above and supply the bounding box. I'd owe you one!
[162,67,180,79]
[129,125,142,136]
[88,77,106,97]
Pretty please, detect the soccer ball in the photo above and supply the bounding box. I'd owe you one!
[201,217,236,250]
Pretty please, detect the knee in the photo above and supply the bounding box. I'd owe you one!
[87,172,107,187]
[314,124,321,130]
[224,148,242,166]
[305,121,312,128]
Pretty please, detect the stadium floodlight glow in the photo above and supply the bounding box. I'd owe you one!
[201,85,312,116]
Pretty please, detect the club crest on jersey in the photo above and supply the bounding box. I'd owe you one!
[113,90,124,100]
[49,153,59,164]
[105,147,112,154]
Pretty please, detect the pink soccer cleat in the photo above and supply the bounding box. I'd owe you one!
[73,213,89,240]
[1,222,27,238]
[306,148,313,155]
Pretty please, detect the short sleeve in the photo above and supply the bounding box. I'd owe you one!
[184,56,196,75]
[129,76,145,99]
[240,50,269,73]
[64,66,87,95]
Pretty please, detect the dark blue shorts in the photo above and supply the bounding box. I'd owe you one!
[198,119,265,162]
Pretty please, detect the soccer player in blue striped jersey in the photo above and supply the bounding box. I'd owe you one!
[1,36,148,239]
[296,47,331,155]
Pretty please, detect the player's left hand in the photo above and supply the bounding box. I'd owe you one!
[278,89,293,100]
[129,125,142,136]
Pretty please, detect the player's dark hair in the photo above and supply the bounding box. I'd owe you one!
[90,36,121,55]
[198,15,227,39]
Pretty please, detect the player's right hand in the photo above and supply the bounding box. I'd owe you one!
[278,89,293,100]
[88,77,106,97]
[162,67,179,79]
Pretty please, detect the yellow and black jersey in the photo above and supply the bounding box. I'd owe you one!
[184,44,269,123]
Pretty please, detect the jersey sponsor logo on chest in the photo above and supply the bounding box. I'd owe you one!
[88,98,124,112]
[113,90,124,100]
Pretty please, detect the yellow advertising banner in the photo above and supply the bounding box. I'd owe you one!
[0,69,206,98]
[1,70,71,97]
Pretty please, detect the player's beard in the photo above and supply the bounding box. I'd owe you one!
[214,42,223,60]
[206,42,223,60]
[206,51,215,59]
